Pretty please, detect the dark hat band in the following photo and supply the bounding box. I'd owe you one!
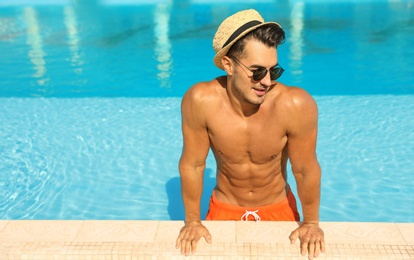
[222,20,262,48]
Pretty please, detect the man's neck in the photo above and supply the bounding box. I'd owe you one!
[226,86,261,118]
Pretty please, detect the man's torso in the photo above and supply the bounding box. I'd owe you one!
[200,76,296,207]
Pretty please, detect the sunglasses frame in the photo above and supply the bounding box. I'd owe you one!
[230,55,284,81]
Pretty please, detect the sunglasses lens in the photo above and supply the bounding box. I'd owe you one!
[252,68,268,81]
[252,67,284,81]
[270,67,284,80]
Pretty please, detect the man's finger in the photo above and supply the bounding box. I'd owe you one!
[289,229,299,244]
[204,231,213,244]
[313,241,321,258]
[184,240,192,256]
[301,239,309,257]
[191,240,198,254]
[308,240,315,259]
[321,240,326,253]
[175,235,183,249]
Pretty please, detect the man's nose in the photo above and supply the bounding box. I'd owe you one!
[259,71,272,87]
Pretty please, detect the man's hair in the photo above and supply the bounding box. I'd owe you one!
[227,24,285,58]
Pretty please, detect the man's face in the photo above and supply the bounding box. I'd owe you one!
[231,40,278,105]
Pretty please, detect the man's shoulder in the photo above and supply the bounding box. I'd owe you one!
[180,78,225,122]
[183,77,225,103]
[275,83,316,110]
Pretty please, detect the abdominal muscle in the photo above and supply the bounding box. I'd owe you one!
[213,153,289,208]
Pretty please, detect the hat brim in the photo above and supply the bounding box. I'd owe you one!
[213,22,278,70]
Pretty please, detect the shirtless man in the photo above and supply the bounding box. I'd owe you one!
[176,9,325,259]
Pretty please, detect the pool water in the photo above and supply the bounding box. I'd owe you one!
[1,0,413,222]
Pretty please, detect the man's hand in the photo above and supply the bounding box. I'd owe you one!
[289,222,325,259]
[176,220,212,256]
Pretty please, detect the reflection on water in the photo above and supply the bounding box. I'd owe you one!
[0,0,69,6]
[154,2,173,89]
[23,7,48,87]
[0,0,413,96]
[101,0,171,5]
[63,6,83,75]
[288,1,304,79]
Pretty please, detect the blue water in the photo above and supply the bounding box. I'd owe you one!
[1,0,413,97]
[0,0,414,222]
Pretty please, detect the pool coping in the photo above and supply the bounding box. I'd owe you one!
[0,220,413,259]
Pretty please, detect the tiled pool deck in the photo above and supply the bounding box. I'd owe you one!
[0,220,413,259]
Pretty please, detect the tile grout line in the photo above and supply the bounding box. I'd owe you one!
[395,223,409,246]
[0,220,10,235]
[153,220,161,243]
[71,220,85,244]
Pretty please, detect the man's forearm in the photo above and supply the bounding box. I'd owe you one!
[179,164,205,222]
[182,188,202,222]
[296,167,321,223]
[301,195,320,224]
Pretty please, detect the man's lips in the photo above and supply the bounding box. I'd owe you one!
[253,87,266,96]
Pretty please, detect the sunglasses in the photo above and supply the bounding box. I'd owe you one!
[230,55,284,81]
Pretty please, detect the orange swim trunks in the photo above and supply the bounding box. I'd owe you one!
[205,189,300,221]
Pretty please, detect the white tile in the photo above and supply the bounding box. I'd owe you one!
[321,222,406,245]
[203,221,236,243]
[0,220,83,242]
[74,220,159,242]
[0,220,9,232]
[396,223,414,245]
[155,221,183,242]
[236,221,298,243]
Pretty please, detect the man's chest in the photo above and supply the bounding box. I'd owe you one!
[206,116,288,163]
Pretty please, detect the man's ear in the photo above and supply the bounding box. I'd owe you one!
[222,56,233,75]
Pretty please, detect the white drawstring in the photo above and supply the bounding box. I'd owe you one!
[241,210,261,221]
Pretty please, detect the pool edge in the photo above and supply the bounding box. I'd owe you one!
[0,220,413,259]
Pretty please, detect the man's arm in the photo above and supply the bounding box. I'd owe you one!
[176,84,212,255]
[285,88,325,259]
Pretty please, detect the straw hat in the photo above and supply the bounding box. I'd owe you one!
[213,9,282,70]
